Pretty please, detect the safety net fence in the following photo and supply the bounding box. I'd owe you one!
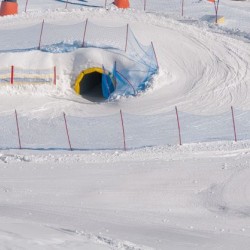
[0,20,125,52]
[131,0,250,34]
[0,20,158,97]
[20,0,250,34]
[0,20,154,54]
[0,107,249,151]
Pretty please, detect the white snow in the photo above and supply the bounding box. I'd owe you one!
[0,0,250,249]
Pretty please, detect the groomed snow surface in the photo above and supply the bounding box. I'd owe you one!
[1,0,250,249]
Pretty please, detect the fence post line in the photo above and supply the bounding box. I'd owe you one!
[181,0,184,16]
[175,106,182,145]
[214,0,218,24]
[151,42,159,69]
[125,24,129,52]
[216,0,220,24]
[104,0,107,8]
[53,66,57,85]
[120,110,127,151]
[144,0,146,11]
[15,110,22,149]
[25,0,29,13]
[231,106,237,142]
[63,112,73,151]
[10,65,14,84]
[65,0,69,9]
[82,18,89,48]
[38,19,45,50]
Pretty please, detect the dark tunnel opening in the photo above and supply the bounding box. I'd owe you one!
[79,71,103,99]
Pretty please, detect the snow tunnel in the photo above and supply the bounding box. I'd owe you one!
[74,67,115,100]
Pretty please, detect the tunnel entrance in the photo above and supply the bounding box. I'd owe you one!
[79,71,103,98]
[74,67,115,100]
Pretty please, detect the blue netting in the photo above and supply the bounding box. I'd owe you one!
[111,26,158,98]
[102,71,115,99]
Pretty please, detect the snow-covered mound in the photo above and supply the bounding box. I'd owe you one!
[0,7,249,115]
[0,19,158,100]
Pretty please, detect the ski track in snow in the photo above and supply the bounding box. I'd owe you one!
[0,6,249,115]
[1,1,250,250]
[0,224,152,250]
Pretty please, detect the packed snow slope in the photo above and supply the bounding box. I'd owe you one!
[1,1,250,250]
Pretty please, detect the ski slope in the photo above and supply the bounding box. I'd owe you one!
[0,1,250,249]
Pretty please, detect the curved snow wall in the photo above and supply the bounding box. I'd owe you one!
[0,107,248,150]
[0,20,158,98]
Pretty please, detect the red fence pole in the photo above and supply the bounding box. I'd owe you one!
[231,106,237,142]
[82,19,89,48]
[25,0,29,13]
[181,0,184,16]
[63,112,72,151]
[53,66,57,85]
[213,1,217,23]
[38,19,45,50]
[15,110,22,149]
[217,0,220,23]
[214,0,219,24]
[151,42,159,69]
[10,65,14,84]
[120,110,127,151]
[175,106,182,145]
[125,24,129,52]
